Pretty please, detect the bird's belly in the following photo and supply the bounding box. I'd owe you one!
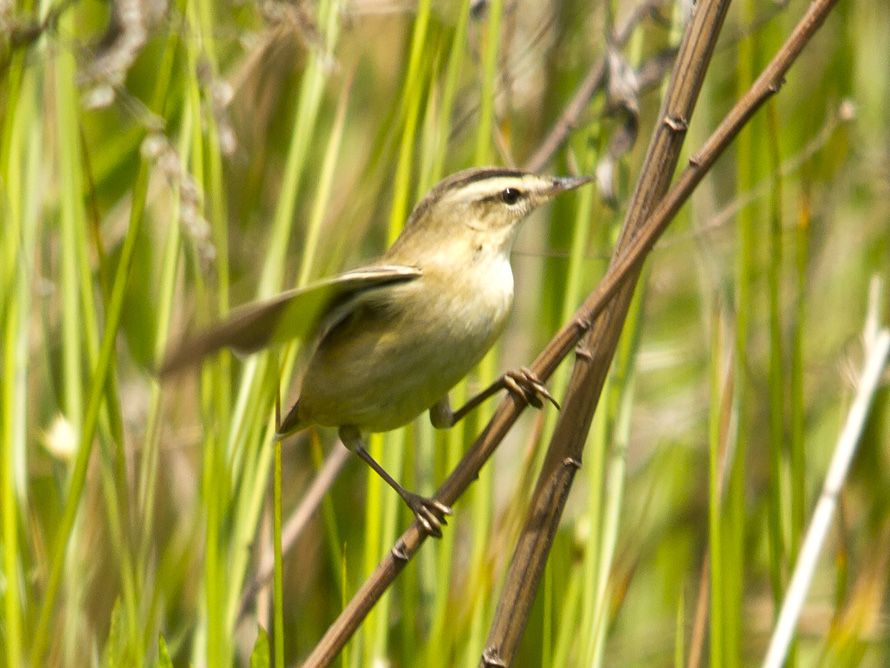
[298,266,513,432]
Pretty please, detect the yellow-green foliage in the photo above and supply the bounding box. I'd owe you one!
[1,0,888,666]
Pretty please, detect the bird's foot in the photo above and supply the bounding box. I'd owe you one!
[402,491,452,538]
[503,367,560,411]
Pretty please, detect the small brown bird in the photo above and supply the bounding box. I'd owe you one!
[161,167,591,535]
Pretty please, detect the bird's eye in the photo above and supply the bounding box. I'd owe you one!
[501,188,522,204]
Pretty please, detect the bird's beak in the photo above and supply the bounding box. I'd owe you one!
[547,174,593,195]
[531,174,593,205]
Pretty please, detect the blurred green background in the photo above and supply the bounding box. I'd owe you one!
[1,0,888,665]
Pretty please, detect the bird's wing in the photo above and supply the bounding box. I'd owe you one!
[158,264,421,377]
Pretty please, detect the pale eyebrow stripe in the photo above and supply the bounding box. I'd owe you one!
[441,176,531,202]
[443,168,526,191]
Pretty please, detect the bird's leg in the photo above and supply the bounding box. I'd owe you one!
[429,367,559,429]
[339,426,452,538]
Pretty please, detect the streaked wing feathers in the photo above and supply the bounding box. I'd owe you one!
[158,264,421,376]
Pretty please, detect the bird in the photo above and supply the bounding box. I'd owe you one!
[161,167,591,536]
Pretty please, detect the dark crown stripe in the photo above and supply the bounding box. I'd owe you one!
[441,168,528,194]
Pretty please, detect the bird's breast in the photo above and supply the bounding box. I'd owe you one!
[297,254,515,432]
[426,254,514,341]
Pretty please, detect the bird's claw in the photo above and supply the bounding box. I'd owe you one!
[403,492,452,538]
[503,367,560,411]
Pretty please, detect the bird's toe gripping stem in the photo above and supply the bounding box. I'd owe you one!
[502,367,559,411]
[403,492,452,538]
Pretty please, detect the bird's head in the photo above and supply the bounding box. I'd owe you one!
[387,167,592,261]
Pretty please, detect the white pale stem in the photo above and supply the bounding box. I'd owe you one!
[763,329,890,668]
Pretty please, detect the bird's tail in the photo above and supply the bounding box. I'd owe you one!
[275,399,306,438]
